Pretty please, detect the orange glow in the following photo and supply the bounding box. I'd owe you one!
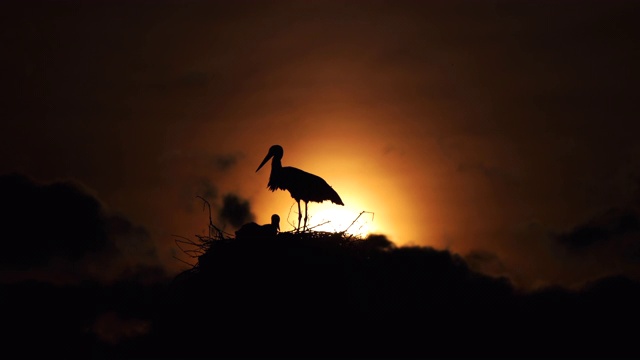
[247,139,421,247]
[181,100,444,251]
[287,202,375,237]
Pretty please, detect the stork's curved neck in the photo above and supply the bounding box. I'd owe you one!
[271,156,282,169]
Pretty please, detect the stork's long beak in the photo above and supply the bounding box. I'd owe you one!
[256,151,273,172]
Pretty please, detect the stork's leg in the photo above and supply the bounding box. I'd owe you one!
[297,200,302,233]
[303,201,308,231]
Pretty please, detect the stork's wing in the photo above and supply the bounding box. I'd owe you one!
[279,166,344,205]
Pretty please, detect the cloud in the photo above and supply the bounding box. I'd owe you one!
[198,179,218,201]
[4,224,640,358]
[556,207,640,250]
[181,181,253,230]
[546,203,640,285]
[211,152,243,172]
[146,236,640,358]
[94,214,168,283]
[1,276,166,355]
[464,249,508,277]
[0,173,167,283]
[89,311,151,345]
[0,173,108,269]
[180,177,219,214]
[218,193,254,229]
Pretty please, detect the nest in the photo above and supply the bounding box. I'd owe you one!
[173,196,375,269]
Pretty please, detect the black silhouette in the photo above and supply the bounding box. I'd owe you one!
[235,213,280,240]
[143,232,640,359]
[4,174,640,359]
[256,145,344,232]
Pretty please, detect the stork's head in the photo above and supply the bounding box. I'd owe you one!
[256,145,284,172]
[271,213,280,231]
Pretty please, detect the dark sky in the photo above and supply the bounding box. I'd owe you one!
[2,0,640,288]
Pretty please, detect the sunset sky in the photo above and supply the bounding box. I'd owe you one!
[3,0,640,288]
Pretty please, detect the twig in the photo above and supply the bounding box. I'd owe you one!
[196,195,234,239]
[306,220,331,231]
[172,255,197,268]
[342,211,374,235]
[286,202,298,231]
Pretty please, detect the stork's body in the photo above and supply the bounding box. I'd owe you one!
[235,214,280,240]
[256,145,344,232]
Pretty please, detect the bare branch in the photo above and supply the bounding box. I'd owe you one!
[342,211,374,235]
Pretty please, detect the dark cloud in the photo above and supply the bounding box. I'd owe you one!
[180,177,219,214]
[464,249,508,277]
[4,228,640,358]
[548,204,640,284]
[107,215,154,257]
[0,173,108,269]
[1,277,167,356]
[211,152,242,172]
[0,173,166,283]
[100,215,168,283]
[142,235,640,359]
[218,193,254,229]
[89,311,151,345]
[196,177,218,202]
[557,207,640,250]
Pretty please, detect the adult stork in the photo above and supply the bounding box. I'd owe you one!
[256,145,344,232]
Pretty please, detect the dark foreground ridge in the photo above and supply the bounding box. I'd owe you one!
[115,232,639,359]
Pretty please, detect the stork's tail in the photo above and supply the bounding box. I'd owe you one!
[329,187,344,206]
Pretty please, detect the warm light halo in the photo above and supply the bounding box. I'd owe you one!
[277,200,375,238]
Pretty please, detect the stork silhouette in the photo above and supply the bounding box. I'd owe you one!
[256,145,344,232]
[235,214,280,240]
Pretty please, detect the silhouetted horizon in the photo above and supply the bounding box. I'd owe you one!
[3,203,640,358]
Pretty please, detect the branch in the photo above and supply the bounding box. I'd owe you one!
[342,211,374,235]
